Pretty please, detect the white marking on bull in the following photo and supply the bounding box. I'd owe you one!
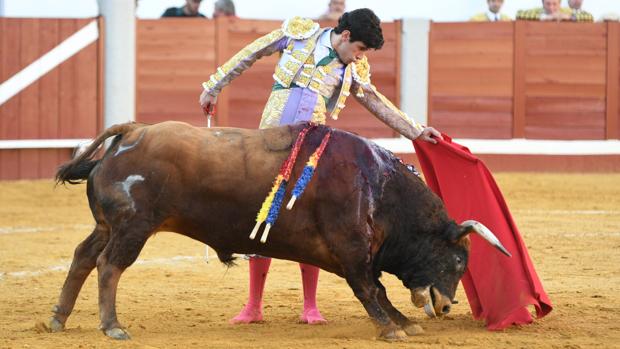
[114,130,146,157]
[120,175,145,212]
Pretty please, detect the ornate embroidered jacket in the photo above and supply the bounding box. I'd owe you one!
[516,7,593,22]
[202,17,424,132]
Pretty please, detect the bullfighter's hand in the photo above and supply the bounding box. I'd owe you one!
[418,127,443,144]
[200,89,217,112]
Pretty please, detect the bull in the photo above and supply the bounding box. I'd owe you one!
[49,121,509,341]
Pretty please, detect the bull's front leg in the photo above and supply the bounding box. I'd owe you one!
[375,280,424,336]
[344,269,407,341]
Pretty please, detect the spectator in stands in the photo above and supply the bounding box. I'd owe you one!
[567,0,594,22]
[213,0,236,18]
[162,0,206,18]
[318,0,346,21]
[516,0,571,21]
[471,0,512,22]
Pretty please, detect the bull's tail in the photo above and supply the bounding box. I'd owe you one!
[55,123,142,185]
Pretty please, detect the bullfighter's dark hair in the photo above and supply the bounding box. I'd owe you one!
[334,8,384,50]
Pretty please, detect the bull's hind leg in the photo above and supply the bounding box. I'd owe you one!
[375,280,423,336]
[96,220,152,340]
[49,224,110,332]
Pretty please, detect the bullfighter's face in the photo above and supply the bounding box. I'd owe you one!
[332,30,370,65]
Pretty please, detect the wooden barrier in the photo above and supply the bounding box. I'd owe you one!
[0,18,102,180]
[429,21,620,141]
[608,21,620,139]
[3,19,620,180]
[429,22,514,139]
[136,18,216,125]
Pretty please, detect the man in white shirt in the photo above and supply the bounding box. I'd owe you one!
[470,0,512,22]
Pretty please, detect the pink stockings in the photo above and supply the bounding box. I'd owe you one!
[230,257,326,324]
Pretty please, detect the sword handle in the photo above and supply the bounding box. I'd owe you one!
[202,103,216,128]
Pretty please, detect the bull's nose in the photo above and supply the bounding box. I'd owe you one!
[441,304,451,314]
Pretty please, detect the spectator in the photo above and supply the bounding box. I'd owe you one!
[213,0,236,18]
[567,0,594,22]
[471,0,512,22]
[161,0,205,18]
[318,0,346,21]
[517,0,572,21]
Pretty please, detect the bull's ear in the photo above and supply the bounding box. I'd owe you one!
[450,224,474,242]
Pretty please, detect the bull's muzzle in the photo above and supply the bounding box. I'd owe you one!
[411,286,452,318]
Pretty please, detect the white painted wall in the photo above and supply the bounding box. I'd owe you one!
[400,19,430,127]
[97,0,136,127]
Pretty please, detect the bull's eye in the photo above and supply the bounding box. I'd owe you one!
[456,256,462,265]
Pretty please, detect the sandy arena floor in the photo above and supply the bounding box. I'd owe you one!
[1,173,619,349]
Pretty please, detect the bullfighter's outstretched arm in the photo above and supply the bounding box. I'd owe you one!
[350,57,439,142]
[201,29,289,97]
[202,17,321,98]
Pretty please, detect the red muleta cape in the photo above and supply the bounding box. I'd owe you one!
[413,135,552,330]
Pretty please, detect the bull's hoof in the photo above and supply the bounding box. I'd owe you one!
[48,317,65,333]
[379,327,407,342]
[104,327,131,340]
[402,323,424,336]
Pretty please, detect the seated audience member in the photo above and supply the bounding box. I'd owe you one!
[516,0,572,21]
[162,0,206,17]
[318,0,346,21]
[213,0,236,18]
[471,0,512,22]
[567,0,594,22]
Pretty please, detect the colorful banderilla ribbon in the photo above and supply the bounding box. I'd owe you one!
[249,125,315,243]
[286,130,332,210]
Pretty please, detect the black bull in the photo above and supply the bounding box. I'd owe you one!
[50,121,509,341]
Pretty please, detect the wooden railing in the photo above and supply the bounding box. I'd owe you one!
[428,21,620,140]
[2,18,619,179]
[0,18,102,179]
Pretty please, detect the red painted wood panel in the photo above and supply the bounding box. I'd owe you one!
[609,21,620,139]
[58,20,77,138]
[429,22,514,139]
[0,18,101,180]
[18,19,41,179]
[136,18,216,125]
[523,22,607,139]
[0,19,20,179]
[74,19,99,138]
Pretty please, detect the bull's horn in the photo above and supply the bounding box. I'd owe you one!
[461,220,512,257]
[249,221,262,240]
[411,286,431,308]
[424,303,436,318]
[260,223,272,244]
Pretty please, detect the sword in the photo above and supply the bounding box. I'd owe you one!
[202,102,216,262]
[202,103,216,128]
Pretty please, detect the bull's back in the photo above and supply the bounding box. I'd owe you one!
[97,121,294,207]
